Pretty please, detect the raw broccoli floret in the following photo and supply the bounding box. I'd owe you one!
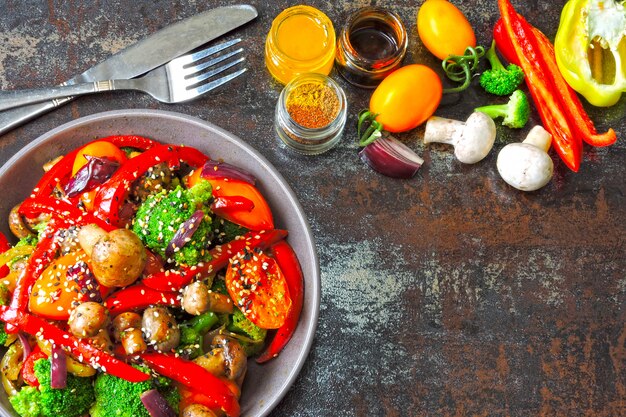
[90,366,179,417]
[10,358,95,417]
[133,179,213,265]
[475,90,530,129]
[479,40,525,96]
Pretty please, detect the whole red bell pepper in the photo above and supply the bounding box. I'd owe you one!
[256,240,304,363]
[104,283,180,315]
[140,352,240,417]
[0,306,149,382]
[141,229,288,292]
[494,17,616,148]
[0,232,10,279]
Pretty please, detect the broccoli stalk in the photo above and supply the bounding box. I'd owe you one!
[479,40,525,96]
[178,311,219,358]
[133,179,214,265]
[475,90,531,129]
[10,358,95,417]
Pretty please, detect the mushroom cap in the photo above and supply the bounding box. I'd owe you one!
[455,112,497,164]
[497,143,554,191]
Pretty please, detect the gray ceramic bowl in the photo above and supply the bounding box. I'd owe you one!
[0,109,320,417]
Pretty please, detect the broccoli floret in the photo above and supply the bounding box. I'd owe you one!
[9,386,42,417]
[178,311,219,358]
[479,40,525,96]
[133,179,213,265]
[90,366,179,417]
[12,357,95,417]
[475,90,530,129]
[228,309,267,342]
[226,309,267,356]
[213,218,249,245]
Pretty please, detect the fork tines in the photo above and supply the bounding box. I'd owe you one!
[168,38,247,100]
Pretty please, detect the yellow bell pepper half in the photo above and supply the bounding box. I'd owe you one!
[555,0,626,107]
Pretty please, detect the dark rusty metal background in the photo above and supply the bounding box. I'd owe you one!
[1,1,625,416]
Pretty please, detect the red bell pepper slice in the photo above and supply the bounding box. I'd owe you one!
[4,220,67,330]
[18,196,112,231]
[0,232,10,279]
[0,306,149,382]
[497,0,582,172]
[141,229,288,292]
[493,19,519,66]
[93,145,208,227]
[104,284,180,316]
[494,18,616,148]
[210,195,255,217]
[256,241,304,363]
[140,352,240,417]
[21,347,47,386]
[28,135,156,201]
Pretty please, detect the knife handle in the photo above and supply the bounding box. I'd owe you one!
[0,97,74,136]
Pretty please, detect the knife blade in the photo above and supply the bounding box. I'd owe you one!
[0,4,258,136]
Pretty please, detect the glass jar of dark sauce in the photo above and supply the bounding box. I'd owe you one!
[335,7,408,88]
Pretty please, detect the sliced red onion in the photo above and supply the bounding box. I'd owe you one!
[67,261,102,303]
[359,136,424,179]
[140,389,177,417]
[165,210,204,259]
[64,155,120,197]
[50,345,67,389]
[200,160,256,185]
[18,332,31,362]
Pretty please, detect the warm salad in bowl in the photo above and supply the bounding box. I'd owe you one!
[0,133,304,417]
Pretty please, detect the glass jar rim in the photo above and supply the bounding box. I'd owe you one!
[340,7,408,70]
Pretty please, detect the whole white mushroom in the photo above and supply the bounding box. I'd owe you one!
[423,112,497,164]
[497,125,554,191]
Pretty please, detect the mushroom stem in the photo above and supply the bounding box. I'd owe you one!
[423,117,464,146]
[423,112,497,164]
[523,125,552,151]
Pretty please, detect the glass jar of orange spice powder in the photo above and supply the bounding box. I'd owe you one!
[265,5,337,84]
[275,73,347,154]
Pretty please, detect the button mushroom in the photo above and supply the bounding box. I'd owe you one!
[423,112,497,164]
[497,125,554,191]
[84,227,147,287]
[194,335,247,385]
[68,301,110,338]
[142,307,180,352]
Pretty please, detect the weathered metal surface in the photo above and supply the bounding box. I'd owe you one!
[0,1,625,416]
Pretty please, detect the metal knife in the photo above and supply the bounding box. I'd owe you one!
[0,4,258,136]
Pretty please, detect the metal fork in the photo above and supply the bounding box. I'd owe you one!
[0,39,246,111]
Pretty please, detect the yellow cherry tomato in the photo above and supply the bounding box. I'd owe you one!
[417,0,476,60]
[370,64,442,133]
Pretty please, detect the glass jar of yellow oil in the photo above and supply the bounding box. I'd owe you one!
[265,5,336,85]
